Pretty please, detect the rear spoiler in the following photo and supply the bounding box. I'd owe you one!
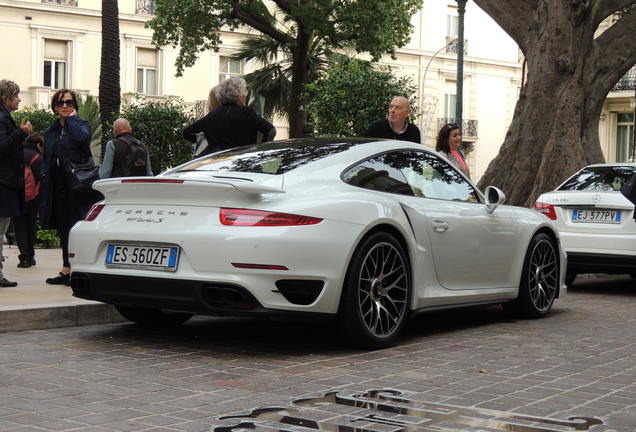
[92,177,285,195]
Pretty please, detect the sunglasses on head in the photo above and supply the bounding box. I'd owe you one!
[56,99,75,107]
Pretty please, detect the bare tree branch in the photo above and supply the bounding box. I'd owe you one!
[270,0,292,14]
[231,0,294,44]
[472,0,535,53]
[591,0,636,28]
[590,8,636,95]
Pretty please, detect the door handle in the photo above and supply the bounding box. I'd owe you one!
[431,219,448,233]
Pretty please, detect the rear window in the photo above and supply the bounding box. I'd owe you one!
[174,139,366,175]
[558,166,635,191]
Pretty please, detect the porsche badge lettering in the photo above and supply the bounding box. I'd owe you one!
[115,209,189,221]
[215,389,604,432]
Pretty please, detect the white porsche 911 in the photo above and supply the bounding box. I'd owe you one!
[70,138,566,348]
[534,163,636,285]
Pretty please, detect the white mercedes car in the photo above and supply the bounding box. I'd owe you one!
[70,138,566,348]
[535,163,636,285]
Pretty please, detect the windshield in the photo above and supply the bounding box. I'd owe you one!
[558,166,635,192]
[174,139,369,175]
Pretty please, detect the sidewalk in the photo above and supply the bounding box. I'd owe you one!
[0,245,123,333]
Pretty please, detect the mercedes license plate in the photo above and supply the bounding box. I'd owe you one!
[105,244,179,271]
[571,209,621,224]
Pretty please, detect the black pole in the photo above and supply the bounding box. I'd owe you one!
[456,0,467,133]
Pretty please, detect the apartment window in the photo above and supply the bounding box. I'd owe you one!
[616,113,634,162]
[43,39,68,89]
[136,48,158,96]
[219,56,243,83]
[447,15,459,38]
[444,93,457,119]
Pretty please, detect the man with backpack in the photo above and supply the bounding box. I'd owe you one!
[99,118,152,179]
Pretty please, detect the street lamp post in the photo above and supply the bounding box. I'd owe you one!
[420,37,458,135]
[455,0,467,132]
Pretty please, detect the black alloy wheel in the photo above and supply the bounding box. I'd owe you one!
[339,232,411,349]
[506,232,559,318]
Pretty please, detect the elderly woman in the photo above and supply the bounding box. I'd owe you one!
[183,77,276,155]
[40,89,99,285]
[435,123,470,179]
[0,80,32,287]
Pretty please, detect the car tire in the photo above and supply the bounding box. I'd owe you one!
[115,305,193,327]
[338,231,411,349]
[565,273,577,286]
[504,232,559,318]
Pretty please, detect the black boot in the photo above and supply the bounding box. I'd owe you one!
[17,256,32,268]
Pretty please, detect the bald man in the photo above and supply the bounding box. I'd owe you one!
[99,118,153,178]
[365,96,420,143]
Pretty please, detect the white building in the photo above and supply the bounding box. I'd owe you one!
[1,0,631,180]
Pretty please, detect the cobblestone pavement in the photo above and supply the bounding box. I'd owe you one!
[0,276,634,432]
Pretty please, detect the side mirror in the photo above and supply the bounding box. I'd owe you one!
[485,186,506,213]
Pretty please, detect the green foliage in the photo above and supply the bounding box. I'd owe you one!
[232,34,341,121]
[36,225,60,249]
[305,59,418,137]
[148,0,422,136]
[11,106,56,135]
[150,0,422,75]
[120,98,195,173]
[77,95,103,163]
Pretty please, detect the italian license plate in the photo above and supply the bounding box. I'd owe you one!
[571,209,621,224]
[105,244,179,271]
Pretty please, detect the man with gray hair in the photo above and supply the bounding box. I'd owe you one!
[183,77,276,155]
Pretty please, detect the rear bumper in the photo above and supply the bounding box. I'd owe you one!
[566,252,636,275]
[71,272,331,320]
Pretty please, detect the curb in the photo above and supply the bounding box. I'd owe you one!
[0,301,125,333]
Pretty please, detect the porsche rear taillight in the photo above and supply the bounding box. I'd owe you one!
[84,204,105,221]
[220,208,323,226]
[534,202,557,220]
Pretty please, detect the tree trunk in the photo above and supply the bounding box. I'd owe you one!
[288,27,311,138]
[476,1,636,207]
[99,0,121,159]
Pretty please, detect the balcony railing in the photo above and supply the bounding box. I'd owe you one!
[136,0,156,15]
[445,36,468,55]
[437,118,478,139]
[42,0,77,6]
[612,67,636,92]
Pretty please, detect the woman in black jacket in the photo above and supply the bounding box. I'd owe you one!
[0,79,32,287]
[183,78,276,156]
[40,89,98,285]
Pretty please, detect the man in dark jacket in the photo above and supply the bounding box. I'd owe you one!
[99,118,152,178]
[0,79,32,287]
[365,96,421,144]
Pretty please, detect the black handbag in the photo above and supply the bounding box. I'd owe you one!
[64,157,100,192]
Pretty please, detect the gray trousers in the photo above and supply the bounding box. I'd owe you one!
[0,216,10,277]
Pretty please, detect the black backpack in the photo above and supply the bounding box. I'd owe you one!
[112,134,149,177]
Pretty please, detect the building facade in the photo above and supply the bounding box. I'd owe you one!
[1,0,632,180]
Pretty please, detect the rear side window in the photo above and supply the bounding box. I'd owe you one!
[343,150,480,202]
[175,140,359,175]
[558,166,636,191]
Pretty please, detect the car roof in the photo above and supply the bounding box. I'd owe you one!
[584,162,636,168]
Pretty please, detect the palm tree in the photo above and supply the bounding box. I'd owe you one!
[232,32,343,128]
[99,0,120,161]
